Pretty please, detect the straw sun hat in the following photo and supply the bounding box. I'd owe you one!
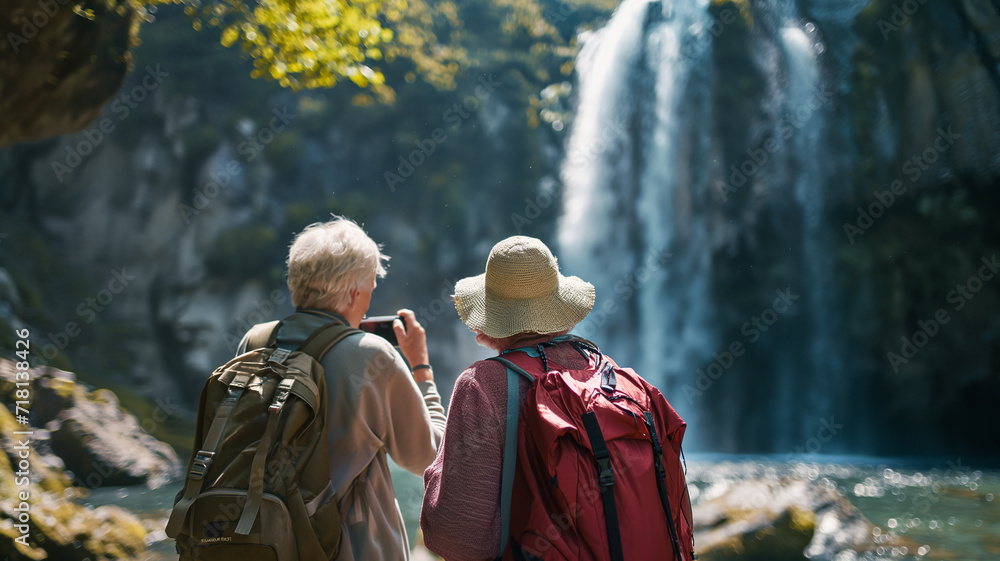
[453,236,596,339]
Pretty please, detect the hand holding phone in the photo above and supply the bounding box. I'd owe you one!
[362,311,430,381]
[359,315,404,346]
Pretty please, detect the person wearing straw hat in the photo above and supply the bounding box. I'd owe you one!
[419,235,598,560]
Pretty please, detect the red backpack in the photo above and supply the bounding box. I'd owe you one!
[489,338,695,561]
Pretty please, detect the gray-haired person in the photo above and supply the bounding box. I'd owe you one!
[239,216,446,560]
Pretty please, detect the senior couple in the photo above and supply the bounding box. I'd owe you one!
[272,216,636,561]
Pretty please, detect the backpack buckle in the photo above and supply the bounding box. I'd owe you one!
[599,361,617,393]
[654,458,667,480]
[643,412,668,480]
[189,451,215,480]
[223,386,242,405]
[269,347,292,365]
[269,378,295,413]
[594,453,615,487]
[644,412,664,454]
[269,390,288,412]
[223,374,251,405]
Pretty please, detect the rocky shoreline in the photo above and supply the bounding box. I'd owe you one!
[0,359,181,559]
[2,358,989,559]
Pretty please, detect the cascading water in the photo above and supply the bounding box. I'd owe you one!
[558,0,869,452]
[766,0,869,449]
[559,0,717,437]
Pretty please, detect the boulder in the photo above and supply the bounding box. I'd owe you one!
[692,477,913,561]
[0,404,147,560]
[694,479,817,561]
[0,0,138,147]
[0,360,182,489]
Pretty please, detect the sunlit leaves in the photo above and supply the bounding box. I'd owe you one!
[133,0,464,99]
[220,25,239,47]
[129,0,593,102]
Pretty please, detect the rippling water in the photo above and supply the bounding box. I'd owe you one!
[686,456,1000,560]
[85,456,999,560]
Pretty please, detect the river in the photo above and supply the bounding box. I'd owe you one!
[83,455,998,560]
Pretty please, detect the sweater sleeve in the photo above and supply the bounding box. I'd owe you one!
[420,360,509,561]
[375,339,447,476]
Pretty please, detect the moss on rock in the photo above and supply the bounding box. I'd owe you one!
[1,402,147,560]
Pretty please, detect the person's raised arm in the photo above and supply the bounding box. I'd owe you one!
[378,308,445,474]
[394,308,432,383]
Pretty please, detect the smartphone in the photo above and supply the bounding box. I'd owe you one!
[359,315,404,346]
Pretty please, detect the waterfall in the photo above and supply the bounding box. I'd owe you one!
[770,0,868,449]
[558,0,868,452]
[559,0,716,436]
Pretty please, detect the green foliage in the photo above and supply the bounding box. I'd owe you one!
[712,0,752,26]
[129,0,603,103]
[134,0,466,99]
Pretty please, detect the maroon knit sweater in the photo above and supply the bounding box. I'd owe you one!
[420,337,593,561]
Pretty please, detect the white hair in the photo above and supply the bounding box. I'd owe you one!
[287,216,389,312]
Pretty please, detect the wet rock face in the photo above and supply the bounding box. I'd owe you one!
[48,388,183,489]
[0,0,137,147]
[692,477,913,561]
[694,480,817,561]
[0,360,182,490]
[0,399,148,559]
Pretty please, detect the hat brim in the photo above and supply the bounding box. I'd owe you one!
[454,272,596,338]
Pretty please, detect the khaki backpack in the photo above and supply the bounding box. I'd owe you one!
[166,319,360,561]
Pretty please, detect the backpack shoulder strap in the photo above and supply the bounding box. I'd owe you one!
[488,355,536,382]
[486,355,535,560]
[643,412,686,561]
[233,322,360,535]
[582,412,624,561]
[299,322,363,362]
[166,371,254,537]
[239,320,282,353]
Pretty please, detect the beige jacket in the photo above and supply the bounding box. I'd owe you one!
[245,310,447,560]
